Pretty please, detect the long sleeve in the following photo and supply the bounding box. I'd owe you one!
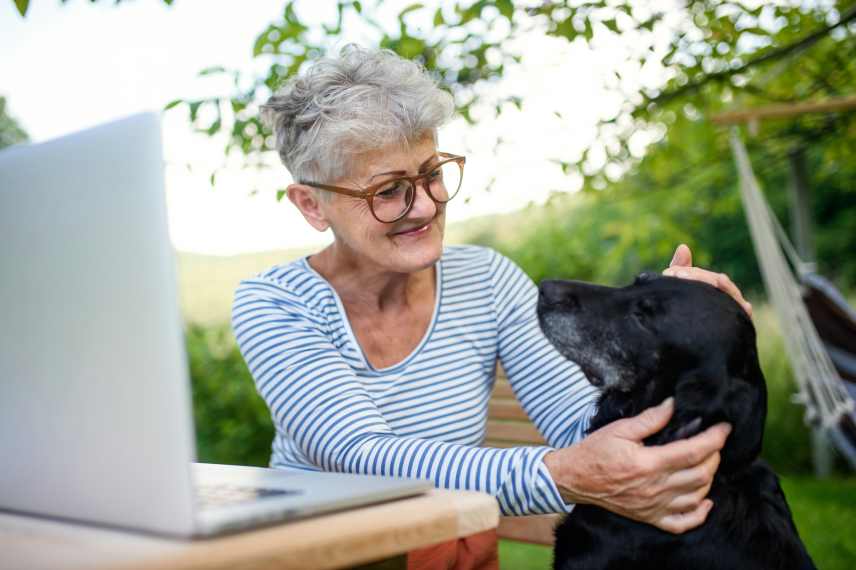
[232,275,573,515]
[489,250,600,449]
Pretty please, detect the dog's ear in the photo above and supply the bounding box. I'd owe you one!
[665,357,766,473]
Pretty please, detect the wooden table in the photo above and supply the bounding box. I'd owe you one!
[0,489,499,570]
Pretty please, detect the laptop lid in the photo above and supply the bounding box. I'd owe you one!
[0,113,197,536]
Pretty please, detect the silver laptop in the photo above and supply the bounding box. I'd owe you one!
[0,113,430,538]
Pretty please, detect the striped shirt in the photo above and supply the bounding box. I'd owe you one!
[232,245,599,515]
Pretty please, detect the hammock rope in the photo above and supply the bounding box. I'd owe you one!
[729,129,856,469]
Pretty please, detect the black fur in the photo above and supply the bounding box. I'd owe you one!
[536,273,816,570]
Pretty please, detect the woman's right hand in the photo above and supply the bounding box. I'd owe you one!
[543,397,731,534]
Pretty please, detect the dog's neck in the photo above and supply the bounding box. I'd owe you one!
[589,375,766,476]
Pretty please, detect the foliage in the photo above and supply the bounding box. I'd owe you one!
[484,100,856,293]
[164,1,856,185]
[186,324,273,467]
[10,0,174,18]
[0,96,28,150]
[159,0,856,290]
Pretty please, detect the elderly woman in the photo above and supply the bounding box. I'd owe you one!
[232,45,749,566]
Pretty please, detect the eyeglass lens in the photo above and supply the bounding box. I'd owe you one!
[371,161,463,222]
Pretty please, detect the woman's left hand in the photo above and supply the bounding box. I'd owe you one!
[662,244,753,318]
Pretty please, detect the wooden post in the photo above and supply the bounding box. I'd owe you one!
[787,148,815,263]
[786,148,833,477]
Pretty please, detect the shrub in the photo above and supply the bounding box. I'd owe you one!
[186,324,274,467]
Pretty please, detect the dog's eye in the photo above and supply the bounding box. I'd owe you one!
[636,297,657,315]
[634,272,654,285]
[631,297,657,332]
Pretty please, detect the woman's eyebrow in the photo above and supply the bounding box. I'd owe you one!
[368,153,438,181]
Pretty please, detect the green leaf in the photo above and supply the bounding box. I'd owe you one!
[397,36,425,58]
[276,189,287,202]
[400,3,423,17]
[353,0,362,13]
[252,27,273,57]
[163,99,182,111]
[199,66,226,76]
[433,7,444,26]
[584,19,594,41]
[551,16,577,40]
[14,0,29,17]
[206,118,222,136]
[496,0,513,21]
[188,101,202,122]
[209,171,217,187]
[602,18,619,34]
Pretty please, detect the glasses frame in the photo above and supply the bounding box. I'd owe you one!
[299,152,466,223]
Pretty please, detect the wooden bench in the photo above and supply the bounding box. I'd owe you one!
[485,365,562,547]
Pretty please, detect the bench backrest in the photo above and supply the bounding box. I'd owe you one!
[487,364,559,546]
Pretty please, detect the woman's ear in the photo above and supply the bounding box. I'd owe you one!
[287,184,330,232]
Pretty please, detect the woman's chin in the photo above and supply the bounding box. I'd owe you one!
[385,223,443,271]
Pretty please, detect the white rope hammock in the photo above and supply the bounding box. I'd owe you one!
[730,130,856,469]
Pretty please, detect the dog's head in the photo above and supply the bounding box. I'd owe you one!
[537,273,766,474]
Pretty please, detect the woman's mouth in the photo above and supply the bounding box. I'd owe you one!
[391,223,431,237]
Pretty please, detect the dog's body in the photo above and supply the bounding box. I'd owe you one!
[537,274,816,570]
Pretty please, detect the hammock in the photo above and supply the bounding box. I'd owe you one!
[730,130,856,470]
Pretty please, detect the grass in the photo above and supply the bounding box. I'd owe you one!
[176,246,316,326]
[497,476,856,569]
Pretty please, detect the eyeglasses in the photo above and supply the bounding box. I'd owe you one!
[299,152,465,223]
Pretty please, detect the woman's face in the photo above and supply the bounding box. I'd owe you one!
[321,134,446,274]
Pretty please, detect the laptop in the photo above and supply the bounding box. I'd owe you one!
[0,113,431,538]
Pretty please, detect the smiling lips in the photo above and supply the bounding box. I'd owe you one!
[391,223,431,237]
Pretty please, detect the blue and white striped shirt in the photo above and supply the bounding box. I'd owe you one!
[232,245,599,515]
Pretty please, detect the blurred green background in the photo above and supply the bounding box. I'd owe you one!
[6,0,855,567]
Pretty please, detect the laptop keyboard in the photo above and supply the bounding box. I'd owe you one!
[195,484,301,508]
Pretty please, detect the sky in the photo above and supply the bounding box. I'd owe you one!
[1,0,642,255]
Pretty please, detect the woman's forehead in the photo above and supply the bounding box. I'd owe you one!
[354,135,438,180]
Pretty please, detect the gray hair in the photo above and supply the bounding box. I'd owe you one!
[261,44,455,190]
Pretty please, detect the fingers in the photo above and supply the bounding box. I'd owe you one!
[715,272,753,317]
[669,244,692,268]
[665,483,713,513]
[664,451,720,494]
[611,397,674,441]
[657,499,714,534]
[654,422,731,471]
[661,266,753,317]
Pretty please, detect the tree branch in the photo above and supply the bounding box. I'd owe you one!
[648,4,856,107]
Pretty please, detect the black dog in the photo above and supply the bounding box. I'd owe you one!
[537,273,816,570]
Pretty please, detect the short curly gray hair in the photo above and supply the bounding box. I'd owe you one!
[261,44,456,190]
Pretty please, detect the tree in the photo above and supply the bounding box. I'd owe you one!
[10,0,174,18]
[0,96,28,150]
[18,0,851,288]
[164,0,855,289]
[167,1,855,186]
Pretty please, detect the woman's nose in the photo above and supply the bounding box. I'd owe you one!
[409,181,438,218]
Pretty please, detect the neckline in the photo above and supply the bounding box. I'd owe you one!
[299,254,444,374]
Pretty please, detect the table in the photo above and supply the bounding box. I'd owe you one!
[0,489,499,570]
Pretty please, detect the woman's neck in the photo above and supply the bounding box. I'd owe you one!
[307,242,435,315]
